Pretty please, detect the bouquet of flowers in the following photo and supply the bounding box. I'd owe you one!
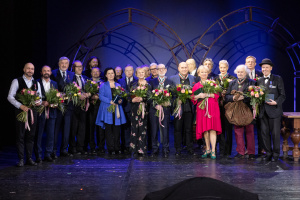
[44,88,65,116]
[84,80,100,104]
[253,74,261,81]
[171,84,193,118]
[149,88,172,116]
[16,88,43,126]
[217,78,233,90]
[107,86,127,113]
[193,80,222,118]
[129,84,148,116]
[64,82,85,108]
[244,85,266,118]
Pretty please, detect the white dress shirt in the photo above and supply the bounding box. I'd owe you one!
[42,79,51,93]
[59,69,67,80]
[7,75,42,109]
[75,74,83,88]
[264,74,271,84]
[190,69,197,76]
[249,69,256,79]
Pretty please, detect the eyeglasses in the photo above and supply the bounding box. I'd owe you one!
[150,68,157,71]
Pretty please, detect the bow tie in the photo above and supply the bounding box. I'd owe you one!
[264,77,270,80]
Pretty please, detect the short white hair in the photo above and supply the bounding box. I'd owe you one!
[59,56,70,63]
[149,63,157,67]
[219,60,229,68]
[157,63,165,68]
[234,64,250,75]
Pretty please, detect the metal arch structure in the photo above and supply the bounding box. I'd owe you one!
[72,8,190,69]
[190,6,300,111]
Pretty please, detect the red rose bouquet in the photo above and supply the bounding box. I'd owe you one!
[171,84,193,119]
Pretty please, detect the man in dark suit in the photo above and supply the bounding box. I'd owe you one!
[203,58,217,79]
[245,55,264,157]
[169,62,196,156]
[118,65,138,154]
[69,60,89,155]
[258,58,286,162]
[85,67,104,154]
[245,56,263,80]
[187,58,200,82]
[7,63,42,167]
[149,64,174,158]
[34,66,58,163]
[51,57,75,158]
[145,63,158,82]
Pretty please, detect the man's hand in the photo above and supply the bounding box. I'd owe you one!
[92,94,99,100]
[20,105,29,112]
[266,99,277,105]
[132,97,141,103]
[118,99,123,104]
[155,105,162,110]
[42,101,49,107]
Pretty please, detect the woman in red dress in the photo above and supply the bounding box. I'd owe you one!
[192,65,222,159]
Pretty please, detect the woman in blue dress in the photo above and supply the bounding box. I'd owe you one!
[96,67,126,155]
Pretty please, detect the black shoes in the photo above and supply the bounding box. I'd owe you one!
[150,152,159,157]
[234,153,244,159]
[17,159,24,167]
[26,158,37,166]
[51,153,58,160]
[36,157,43,164]
[262,154,272,161]
[272,156,279,162]
[248,154,255,159]
[44,156,53,162]
[60,152,73,157]
[175,151,181,156]
[163,152,168,158]
[188,150,197,156]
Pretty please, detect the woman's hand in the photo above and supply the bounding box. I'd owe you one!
[118,99,123,104]
[110,100,117,105]
[237,95,244,101]
[209,94,215,98]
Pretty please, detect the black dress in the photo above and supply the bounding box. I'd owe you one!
[129,82,150,155]
[214,74,236,156]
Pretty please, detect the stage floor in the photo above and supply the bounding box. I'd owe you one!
[1,132,300,200]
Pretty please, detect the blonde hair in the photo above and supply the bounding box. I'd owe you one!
[219,60,229,68]
[197,65,209,75]
[245,56,256,62]
[135,66,144,76]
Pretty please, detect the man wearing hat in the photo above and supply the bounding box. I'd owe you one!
[257,58,285,162]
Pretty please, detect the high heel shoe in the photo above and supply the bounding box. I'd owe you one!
[211,151,216,159]
[201,150,211,158]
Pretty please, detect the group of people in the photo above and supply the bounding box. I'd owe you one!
[7,55,285,167]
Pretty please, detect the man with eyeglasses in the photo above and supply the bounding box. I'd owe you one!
[149,64,174,158]
[146,63,158,82]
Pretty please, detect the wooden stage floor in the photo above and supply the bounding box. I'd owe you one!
[1,131,300,200]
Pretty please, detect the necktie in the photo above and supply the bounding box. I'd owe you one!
[62,71,66,81]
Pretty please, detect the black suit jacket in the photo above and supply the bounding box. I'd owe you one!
[51,69,75,92]
[257,74,285,119]
[118,76,138,112]
[37,79,58,118]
